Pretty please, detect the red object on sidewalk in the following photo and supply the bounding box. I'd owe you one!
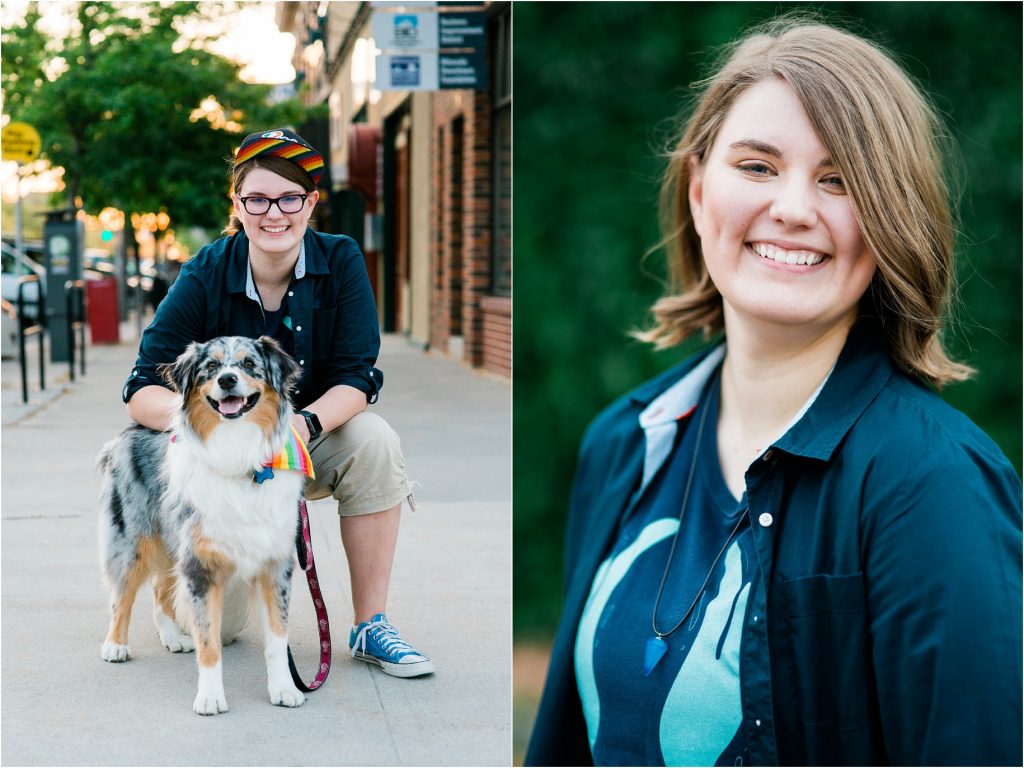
[86,278,119,344]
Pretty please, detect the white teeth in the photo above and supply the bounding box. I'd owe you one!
[751,242,824,266]
[263,226,287,233]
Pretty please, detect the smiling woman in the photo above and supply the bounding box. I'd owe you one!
[525,14,1022,768]
[122,126,435,687]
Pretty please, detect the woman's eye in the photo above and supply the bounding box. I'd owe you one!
[821,174,846,191]
[737,161,774,176]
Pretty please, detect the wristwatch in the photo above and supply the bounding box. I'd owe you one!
[297,410,323,441]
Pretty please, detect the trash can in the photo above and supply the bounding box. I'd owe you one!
[86,277,119,344]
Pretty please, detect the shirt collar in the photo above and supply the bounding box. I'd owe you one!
[244,239,306,305]
[225,229,328,297]
[773,319,894,461]
[633,319,895,463]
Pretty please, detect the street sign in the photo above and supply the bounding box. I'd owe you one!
[440,51,487,89]
[376,52,440,91]
[372,9,487,91]
[1,122,42,164]
[438,12,486,47]
[371,11,439,50]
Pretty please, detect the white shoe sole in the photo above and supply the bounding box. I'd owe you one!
[352,650,435,678]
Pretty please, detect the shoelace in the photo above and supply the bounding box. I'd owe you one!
[351,619,418,660]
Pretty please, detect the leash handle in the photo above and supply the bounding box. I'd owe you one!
[287,498,331,692]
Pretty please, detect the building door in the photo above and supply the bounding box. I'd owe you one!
[383,107,412,333]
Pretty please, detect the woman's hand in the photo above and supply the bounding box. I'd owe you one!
[291,411,311,445]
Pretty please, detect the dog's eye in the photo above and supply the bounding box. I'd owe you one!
[205,361,218,374]
[243,359,257,371]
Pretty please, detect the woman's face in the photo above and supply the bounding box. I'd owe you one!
[233,167,318,261]
[689,78,876,337]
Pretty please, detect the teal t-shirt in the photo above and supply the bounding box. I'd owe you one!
[575,373,755,766]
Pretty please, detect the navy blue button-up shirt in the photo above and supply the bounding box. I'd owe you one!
[122,229,382,410]
[526,320,1022,766]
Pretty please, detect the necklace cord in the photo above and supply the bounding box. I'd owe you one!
[650,398,747,640]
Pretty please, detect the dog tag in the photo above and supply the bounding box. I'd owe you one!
[253,467,274,484]
[644,635,668,676]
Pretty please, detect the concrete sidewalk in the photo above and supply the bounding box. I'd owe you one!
[1,334,511,766]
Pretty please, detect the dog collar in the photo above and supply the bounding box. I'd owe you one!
[253,425,316,484]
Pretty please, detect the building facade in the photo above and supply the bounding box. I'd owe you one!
[276,1,511,377]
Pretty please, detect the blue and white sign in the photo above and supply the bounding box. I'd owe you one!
[376,52,439,91]
[372,11,439,50]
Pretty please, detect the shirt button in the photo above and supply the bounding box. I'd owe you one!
[288,291,294,297]
[758,513,774,528]
[299,359,305,365]
[755,719,762,727]
[762,449,774,461]
[752,615,759,623]
[295,325,302,332]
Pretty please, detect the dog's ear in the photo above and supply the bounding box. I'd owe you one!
[160,341,204,397]
[258,336,302,397]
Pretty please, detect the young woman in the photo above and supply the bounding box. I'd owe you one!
[526,19,1021,766]
[123,128,433,678]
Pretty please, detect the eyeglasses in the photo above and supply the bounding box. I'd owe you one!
[236,194,309,215]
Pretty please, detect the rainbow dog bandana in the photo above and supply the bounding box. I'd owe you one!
[253,425,316,485]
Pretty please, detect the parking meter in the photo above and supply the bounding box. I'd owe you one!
[43,209,83,362]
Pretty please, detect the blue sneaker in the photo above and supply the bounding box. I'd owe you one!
[349,613,434,678]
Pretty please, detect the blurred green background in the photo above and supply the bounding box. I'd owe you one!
[511,0,1022,726]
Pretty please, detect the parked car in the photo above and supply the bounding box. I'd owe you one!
[1,241,46,320]
[1,298,17,359]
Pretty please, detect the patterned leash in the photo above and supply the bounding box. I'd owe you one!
[287,498,331,692]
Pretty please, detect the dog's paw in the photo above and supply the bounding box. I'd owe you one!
[101,641,131,662]
[193,692,229,716]
[269,683,305,708]
[160,632,195,653]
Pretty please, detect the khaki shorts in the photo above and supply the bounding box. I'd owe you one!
[304,411,413,517]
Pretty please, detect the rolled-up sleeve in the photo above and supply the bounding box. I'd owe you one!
[122,268,206,403]
[322,240,383,402]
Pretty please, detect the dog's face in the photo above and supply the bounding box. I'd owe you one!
[162,336,301,440]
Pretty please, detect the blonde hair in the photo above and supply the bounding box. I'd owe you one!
[639,16,973,387]
[222,155,317,236]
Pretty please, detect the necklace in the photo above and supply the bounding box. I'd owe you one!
[644,394,747,676]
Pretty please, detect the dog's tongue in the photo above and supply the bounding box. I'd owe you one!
[218,396,244,415]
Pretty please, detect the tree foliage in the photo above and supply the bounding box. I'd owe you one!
[512,2,1023,638]
[1,1,313,230]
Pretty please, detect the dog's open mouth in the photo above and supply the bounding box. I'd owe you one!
[207,392,260,419]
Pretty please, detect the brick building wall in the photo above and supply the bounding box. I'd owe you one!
[431,89,511,376]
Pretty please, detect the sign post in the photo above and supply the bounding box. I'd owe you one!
[2,122,43,276]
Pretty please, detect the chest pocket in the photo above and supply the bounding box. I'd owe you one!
[775,572,872,730]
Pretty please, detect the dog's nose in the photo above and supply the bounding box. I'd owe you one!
[217,372,238,390]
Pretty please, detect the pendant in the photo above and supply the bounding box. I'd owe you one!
[643,635,668,676]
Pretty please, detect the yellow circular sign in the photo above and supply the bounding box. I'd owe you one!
[2,122,42,164]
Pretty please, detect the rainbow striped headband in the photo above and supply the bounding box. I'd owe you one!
[235,128,325,187]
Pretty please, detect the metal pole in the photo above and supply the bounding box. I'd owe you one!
[66,281,76,383]
[15,163,24,271]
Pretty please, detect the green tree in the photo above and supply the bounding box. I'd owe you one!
[1,1,313,232]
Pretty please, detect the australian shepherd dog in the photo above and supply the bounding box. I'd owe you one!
[98,335,309,715]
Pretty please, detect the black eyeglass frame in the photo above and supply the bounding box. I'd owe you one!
[236,193,310,215]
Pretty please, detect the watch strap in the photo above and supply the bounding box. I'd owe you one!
[297,410,323,440]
